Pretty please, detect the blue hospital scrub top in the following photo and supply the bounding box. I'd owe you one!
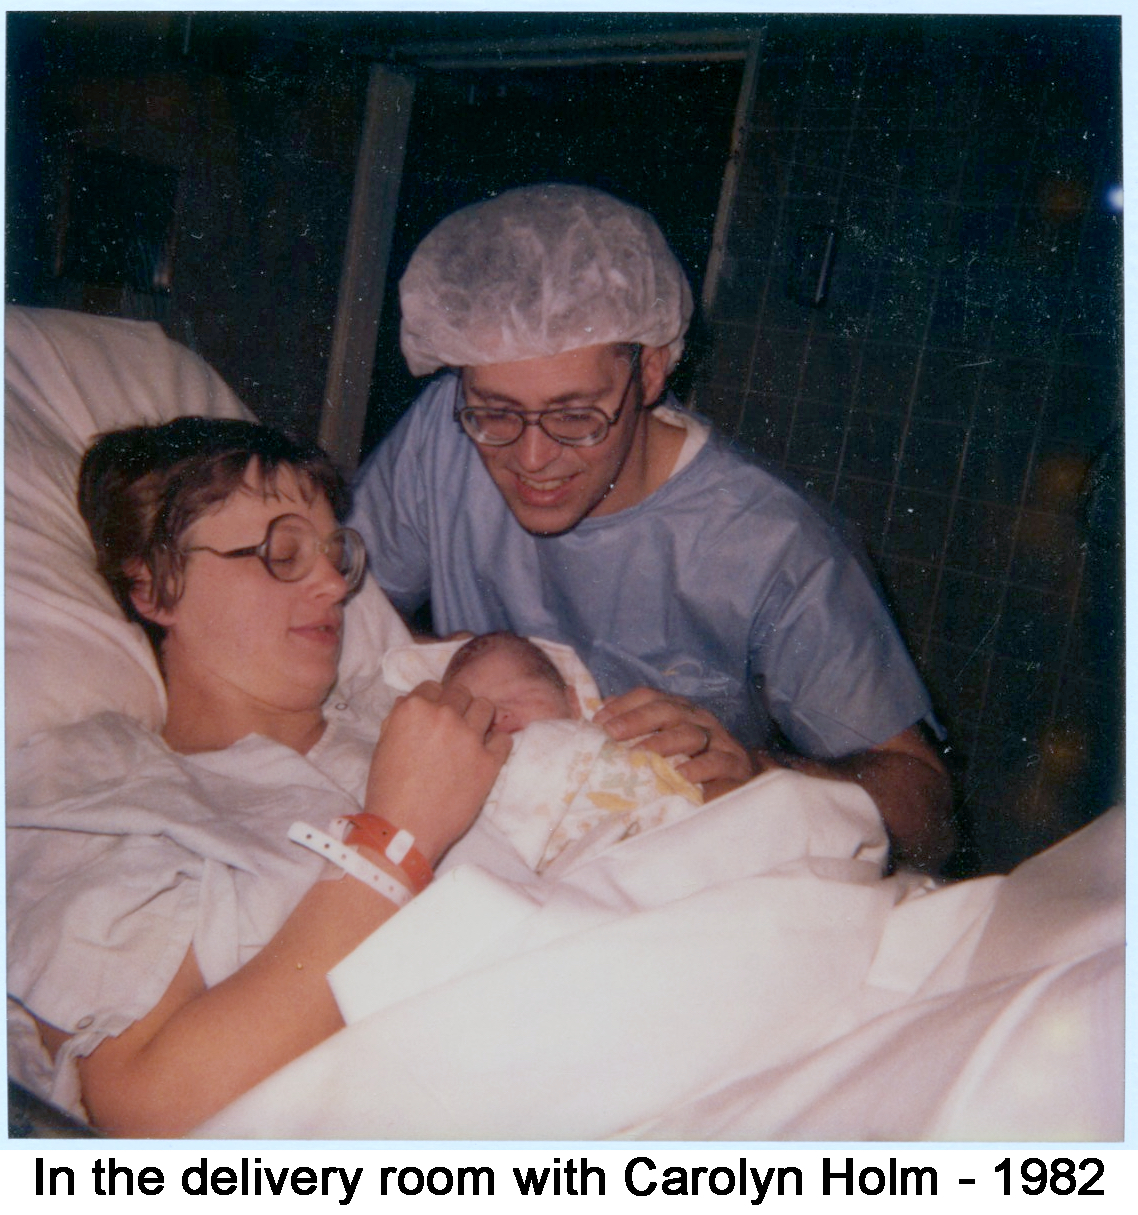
[349,374,934,758]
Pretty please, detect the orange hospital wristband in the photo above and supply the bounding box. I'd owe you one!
[340,813,434,894]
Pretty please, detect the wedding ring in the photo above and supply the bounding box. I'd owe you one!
[692,726,713,757]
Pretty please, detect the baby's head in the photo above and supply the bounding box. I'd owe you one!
[442,632,580,735]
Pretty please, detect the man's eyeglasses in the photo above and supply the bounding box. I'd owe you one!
[184,513,367,594]
[455,351,641,449]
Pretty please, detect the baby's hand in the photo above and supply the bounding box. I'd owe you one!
[365,681,510,864]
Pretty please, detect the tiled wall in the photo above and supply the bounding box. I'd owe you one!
[694,17,1122,873]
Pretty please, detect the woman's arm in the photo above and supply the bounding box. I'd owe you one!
[44,681,509,1137]
[71,874,391,1136]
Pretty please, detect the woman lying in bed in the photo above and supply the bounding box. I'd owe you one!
[7,417,511,1137]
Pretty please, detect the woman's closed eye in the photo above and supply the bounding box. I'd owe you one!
[268,547,304,576]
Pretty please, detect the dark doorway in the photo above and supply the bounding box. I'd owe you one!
[360,58,744,453]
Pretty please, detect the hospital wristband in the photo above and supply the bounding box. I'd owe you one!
[338,813,434,894]
[288,822,412,908]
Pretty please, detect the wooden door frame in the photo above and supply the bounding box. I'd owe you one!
[320,29,762,472]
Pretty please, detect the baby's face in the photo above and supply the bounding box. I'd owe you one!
[449,650,576,735]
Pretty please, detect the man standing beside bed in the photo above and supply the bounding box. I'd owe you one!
[348,183,954,871]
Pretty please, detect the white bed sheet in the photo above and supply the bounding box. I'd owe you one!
[196,776,1122,1142]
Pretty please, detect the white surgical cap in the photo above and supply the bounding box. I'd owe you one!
[399,183,694,376]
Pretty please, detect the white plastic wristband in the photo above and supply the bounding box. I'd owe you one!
[386,827,415,866]
[288,822,412,908]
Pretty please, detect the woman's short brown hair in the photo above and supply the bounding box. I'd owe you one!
[78,416,349,652]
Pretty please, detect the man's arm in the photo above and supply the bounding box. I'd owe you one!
[595,690,954,873]
[756,725,954,872]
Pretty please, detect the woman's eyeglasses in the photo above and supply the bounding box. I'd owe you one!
[184,513,367,593]
[455,353,641,449]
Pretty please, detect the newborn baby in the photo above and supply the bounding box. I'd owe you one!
[441,632,703,872]
[441,631,580,734]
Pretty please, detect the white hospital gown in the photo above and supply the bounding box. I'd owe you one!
[6,706,377,1121]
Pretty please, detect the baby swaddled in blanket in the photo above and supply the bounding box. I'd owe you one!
[398,632,705,874]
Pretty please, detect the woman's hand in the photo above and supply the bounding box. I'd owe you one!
[364,680,511,864]
[593,687,755,798]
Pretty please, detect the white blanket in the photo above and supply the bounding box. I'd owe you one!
[197,776,1122,1142]
[480,719,704,873]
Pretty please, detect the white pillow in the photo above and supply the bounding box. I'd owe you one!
[4,305,408,752]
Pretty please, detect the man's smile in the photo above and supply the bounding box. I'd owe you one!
[516,471,575,490]
[511,470,579,505]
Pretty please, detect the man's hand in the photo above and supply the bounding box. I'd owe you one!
[596,691,954,871]
[593,687,755,798]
